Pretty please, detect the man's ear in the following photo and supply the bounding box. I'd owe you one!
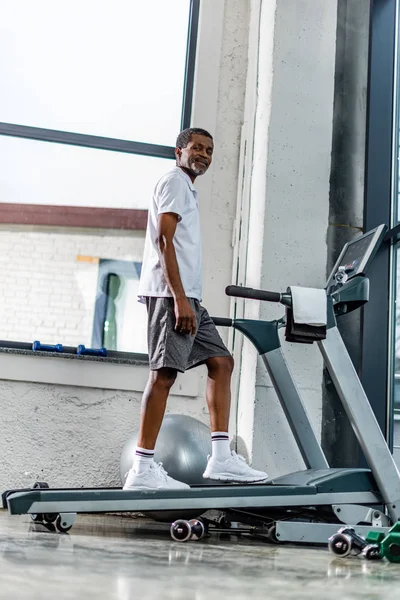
[175,147,182,162]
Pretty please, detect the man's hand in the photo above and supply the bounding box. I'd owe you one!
[174,297,197,335]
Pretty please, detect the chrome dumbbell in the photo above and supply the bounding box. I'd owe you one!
[328,527,381,560]
[170,519,206,542]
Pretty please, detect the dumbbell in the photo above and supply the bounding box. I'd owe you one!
[32,341,64,353]
[328,527,381,560]
[170,519,206,542]
[76,345,107,357]
[366,523,400,563]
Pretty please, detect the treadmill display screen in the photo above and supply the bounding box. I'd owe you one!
[335,231,375,277]
[325,226,386,292]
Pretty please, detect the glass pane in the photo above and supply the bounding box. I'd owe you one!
[0,134,178,353]
[393,247,400,463]
[0,229,148,353]
[93,262,147,353]
[395,250,400,405]
[398,132,400,222]
[391,5,400,465]
[0,0,190,146]
[0,135,173,209]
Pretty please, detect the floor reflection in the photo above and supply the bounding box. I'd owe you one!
[0,512,400,600]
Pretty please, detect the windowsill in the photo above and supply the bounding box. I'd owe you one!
[0,347,200,397]
[0,346,149,365]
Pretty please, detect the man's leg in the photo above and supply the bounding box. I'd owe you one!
[205,356,235,462]
[123,370,192,491]
[205,356,234,433]
[203,355,269,483]
[123,297,197,490]
[137,367,177,449]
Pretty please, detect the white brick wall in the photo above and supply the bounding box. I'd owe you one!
[0,226,145,348]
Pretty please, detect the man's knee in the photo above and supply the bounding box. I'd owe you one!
[206,356,234,378]
[149,367,178,390]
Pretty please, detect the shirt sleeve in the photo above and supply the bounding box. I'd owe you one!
[156,177,186,222]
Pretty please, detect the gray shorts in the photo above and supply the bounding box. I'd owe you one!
[145,297,231,373]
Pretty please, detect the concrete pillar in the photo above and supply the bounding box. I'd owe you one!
[234,0,337,476]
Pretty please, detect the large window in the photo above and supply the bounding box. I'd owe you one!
[0,0,193,146]
[364,0,400,463]
[0,0,199,355]
[392,16,400,459]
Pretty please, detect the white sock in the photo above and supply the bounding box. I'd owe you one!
[211,432,231,461]
[133,447,154,474]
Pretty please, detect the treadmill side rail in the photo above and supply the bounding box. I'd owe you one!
[5,487,381,515]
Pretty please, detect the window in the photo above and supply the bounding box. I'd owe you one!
[0,0,199,354]
[0,0,193,146]
[0,136,173,211]
[92,260,146,353]
[365,0,400,461]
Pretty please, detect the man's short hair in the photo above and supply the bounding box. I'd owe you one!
[176,127,213,149]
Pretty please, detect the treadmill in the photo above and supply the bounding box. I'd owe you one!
[4,224,400,545]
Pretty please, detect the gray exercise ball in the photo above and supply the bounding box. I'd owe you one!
[120,414,212,486]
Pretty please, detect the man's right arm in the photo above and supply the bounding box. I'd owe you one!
[157,213,196,335]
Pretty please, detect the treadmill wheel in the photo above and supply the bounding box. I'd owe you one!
[328,532,353,557]
[55,514,73,533]
[29,483,50,525]
[43,513,58,524]
[267,525,279,544]
[30,514,44,523]
[170,520,192,542]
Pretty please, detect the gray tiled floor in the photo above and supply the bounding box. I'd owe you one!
[0,510,400,599]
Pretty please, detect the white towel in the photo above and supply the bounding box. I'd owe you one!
[290,286,327,327]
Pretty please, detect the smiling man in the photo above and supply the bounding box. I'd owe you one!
[123,127,268,491]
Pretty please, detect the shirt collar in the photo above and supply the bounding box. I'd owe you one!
[173,166,197,192]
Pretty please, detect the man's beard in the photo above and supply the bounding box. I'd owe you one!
[188,160,208,175]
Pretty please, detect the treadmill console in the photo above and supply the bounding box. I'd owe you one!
[326,224,387,293]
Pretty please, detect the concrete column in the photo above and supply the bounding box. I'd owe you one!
[235,0,337,476]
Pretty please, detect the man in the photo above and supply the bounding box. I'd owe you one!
[123,127,268,491]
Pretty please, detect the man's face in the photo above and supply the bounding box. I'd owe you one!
[175,134,214,177]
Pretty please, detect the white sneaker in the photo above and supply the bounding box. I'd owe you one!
[203,451,269,483]
[123,461,190,491]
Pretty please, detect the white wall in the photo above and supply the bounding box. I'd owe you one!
[0,373,209,488]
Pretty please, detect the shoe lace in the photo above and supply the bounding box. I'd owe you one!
[231,451,247,463]
[151,461,169,481]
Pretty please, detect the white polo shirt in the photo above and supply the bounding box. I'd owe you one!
[138,166,202,301]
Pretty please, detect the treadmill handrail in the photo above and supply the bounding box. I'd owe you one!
[226,285,291,306]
